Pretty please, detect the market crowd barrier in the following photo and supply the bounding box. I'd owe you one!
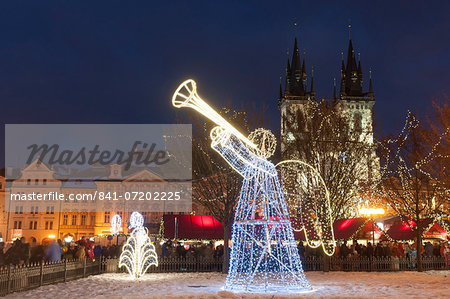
[0,256,117,296]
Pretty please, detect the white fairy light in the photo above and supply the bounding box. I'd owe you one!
[119,227,158,279]
[276,159,336,256]
[129,211,144,229]
[110,214,122,235]
[173,79,311,293]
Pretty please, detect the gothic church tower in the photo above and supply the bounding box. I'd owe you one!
[278,35,379,182]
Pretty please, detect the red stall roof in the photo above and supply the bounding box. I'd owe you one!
[333,218,370,240]
[163,215,224,239]
[386,219,448,240]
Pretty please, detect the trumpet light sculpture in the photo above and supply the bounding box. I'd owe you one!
[119,227,158,279]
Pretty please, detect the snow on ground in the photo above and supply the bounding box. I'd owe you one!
[5,271,450,299]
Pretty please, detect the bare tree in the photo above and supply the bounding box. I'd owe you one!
[283,99,378,221]
[379,112,448,272]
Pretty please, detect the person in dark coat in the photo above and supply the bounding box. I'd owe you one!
[20,237,30,264]
[46,240,62,262]
[30,245,46,263]
[425,242,434,257]
[0,242,5,266]
[176,243,186,258]
[162,240,171,257]
[93,245,103,258]
[375,243,384,257]
[366,242,374,258]
[297,242,306,259]
[5,239,22,265]
[383,243,392,257]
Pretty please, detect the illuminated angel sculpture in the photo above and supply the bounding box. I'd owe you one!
[119,227,158,279]
[173,80,311,293]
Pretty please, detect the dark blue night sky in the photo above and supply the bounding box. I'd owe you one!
[1,1,449,167]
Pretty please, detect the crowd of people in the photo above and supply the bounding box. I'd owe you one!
[159,239,224,259]
[2,236,449,268]
[297,240,450,261]
[0,237,124,266]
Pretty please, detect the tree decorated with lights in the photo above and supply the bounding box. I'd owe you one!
[282,99,379,221]
[119,212,158,279]
[172,80,311,293]
[277,159,335,256]
[378,111,449,272]
[279,37,380,222]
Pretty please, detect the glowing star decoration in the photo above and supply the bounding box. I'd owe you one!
[129,212,144,229]
[119,227,158,279]
[276,160,336,256]
[110,214,122,235]
[173,79,312,293]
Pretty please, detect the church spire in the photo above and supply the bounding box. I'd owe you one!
[368,69,374,97]
[284,58,291,94]
[291,38,301,81]
[333,77,337,100]
[342,30,363,96]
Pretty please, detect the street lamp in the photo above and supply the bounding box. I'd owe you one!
[359,208,385,244]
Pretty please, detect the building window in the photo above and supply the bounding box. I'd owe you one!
[35,179,39,185]
[63,215,68,225]
[90,215,95,226]
[45,221,48,230]
[34,221,37,230]
[43,179,47,185]
[104,212,110,223]
[354,112,362,133]
[46,206,50,214]
[14,221,17,229]
[81,215,87,226]
[20,206,23,214]
[49,221,53,230]
[27,179,31,185]
[72,215,77,226]
[51,206,54,214]
[29,221,33,230]
[34,206,38,214]
[15,206,19,214]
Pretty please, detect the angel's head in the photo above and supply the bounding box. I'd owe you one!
[248,128,277,159]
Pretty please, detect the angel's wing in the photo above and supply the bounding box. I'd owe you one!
[276,160,335,256]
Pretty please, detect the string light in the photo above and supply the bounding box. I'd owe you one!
[129,211,144,229]
[172,79,311,293]
[119,226,158,279]
[378,111,449,240]
[110,214,122,235]
[211,130,311,292]
[276,159,336,256]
